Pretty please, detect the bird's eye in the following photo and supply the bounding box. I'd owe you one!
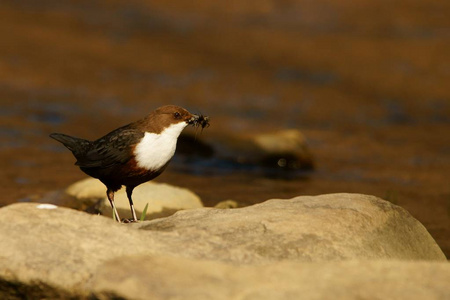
[173,112,181,119]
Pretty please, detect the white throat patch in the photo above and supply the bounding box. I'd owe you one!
[134,122,187,170]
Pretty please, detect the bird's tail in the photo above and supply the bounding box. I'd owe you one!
[49,133,91,157]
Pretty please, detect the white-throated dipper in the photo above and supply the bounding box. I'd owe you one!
[50,105,209,223]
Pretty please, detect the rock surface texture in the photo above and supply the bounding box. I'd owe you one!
[0,194,447,299]
[135,193,446,262]
[91,257,450,300]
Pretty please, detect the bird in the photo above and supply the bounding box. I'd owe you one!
[50,105,209,223]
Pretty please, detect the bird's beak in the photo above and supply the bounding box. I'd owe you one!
[186,114,200,125]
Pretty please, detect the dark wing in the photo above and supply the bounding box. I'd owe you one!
[75,126,144,169]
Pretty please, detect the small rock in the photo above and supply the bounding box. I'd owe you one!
[179,129,314,171]
[66,177,106,202]
[251,129,314,169]
[214,200,239,209]
[98,181,203,220]
[66,178,203,220]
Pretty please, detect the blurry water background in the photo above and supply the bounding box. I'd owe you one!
[0,0,449,256]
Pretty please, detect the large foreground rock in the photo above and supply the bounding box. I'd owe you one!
[91,256,450,300]
[136,193,446,262]
[0,194,447,299]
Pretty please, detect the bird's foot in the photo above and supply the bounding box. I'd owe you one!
[122,218,138,223]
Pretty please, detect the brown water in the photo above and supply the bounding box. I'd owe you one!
[1,1,449,257]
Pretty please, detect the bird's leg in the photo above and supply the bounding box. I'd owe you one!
[126,186,138,222]
[107,189,121,223]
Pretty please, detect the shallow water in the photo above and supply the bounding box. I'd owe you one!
[0,0,449,257]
